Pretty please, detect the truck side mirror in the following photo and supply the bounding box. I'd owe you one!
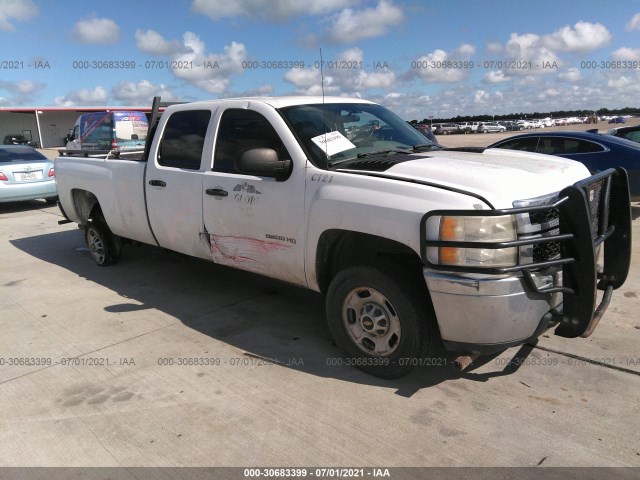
[235,148,291,180]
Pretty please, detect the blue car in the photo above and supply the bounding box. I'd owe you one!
[608,116,626,124]
[488,131,640,201]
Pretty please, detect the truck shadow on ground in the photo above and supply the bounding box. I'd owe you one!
[0,199,55,214]
[11,230,532,396]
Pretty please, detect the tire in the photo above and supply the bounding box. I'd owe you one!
[45,196,58,205]
[84,219,121,266]
[482,129,488,133]
[326,264,439,378]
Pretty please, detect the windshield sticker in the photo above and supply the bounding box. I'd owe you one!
[311,131,356,157]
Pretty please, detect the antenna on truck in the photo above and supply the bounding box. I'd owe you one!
[319,48,330,162]
[319,48,325,104]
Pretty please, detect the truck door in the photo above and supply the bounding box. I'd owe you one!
[202,105,307,286]
[145,108,215,259]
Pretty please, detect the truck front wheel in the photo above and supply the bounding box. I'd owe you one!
[326,264,438,378]
[84,220,121,266]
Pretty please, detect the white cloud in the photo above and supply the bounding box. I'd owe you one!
[486,42,503,55]
[611,47,640,61]
[503,33,561,74]
[0,0,37,31]
[328,1,403,43]
[473,90,490,104]
[284,47,395,96]
[135,30,190,56]
[192,0,352,21]
[542,21,611,52]
[558,67,582,82]
[170,33,246,94]
[537,88,561,100]
[243,84,274,96]
[356,69,396,89]
[284,68,321,89]
[0,79,42,94]
[626,12,640,31]
[0,79,44,104]
[484,71,510,83]
[408,44,475,83]
[54,87,108,106]
[608,76,632,89]
[111,80,178,104]
[457,44,476,57]
[72,17,119,44]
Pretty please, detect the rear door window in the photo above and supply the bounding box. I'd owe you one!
[158,110,211,170]
[493,137,539,152]
[536,137,604,155]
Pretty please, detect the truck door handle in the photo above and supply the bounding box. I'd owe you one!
[206,188,228,197]
[149,180,166,187]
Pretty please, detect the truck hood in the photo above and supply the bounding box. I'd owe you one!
[339,148,591,209]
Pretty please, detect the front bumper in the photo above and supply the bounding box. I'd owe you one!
[0,180,58,203]
[421,168,632,353]
[425,270,561,352]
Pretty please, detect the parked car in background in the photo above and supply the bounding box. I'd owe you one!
[498,121,523,131]
[3,134,36,147]
[542,118,556,127]
[515,120,533,129]
[607,125,640,144]
[458,121,482,133]
[0,145,57,203]
[478,122,506,133]
[432,123,460,135]
[608,116,626,124]
[488,131,640,201]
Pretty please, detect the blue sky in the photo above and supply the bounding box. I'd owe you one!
[1,0,640,119]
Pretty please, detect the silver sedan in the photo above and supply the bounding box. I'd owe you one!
[0,145,58,203]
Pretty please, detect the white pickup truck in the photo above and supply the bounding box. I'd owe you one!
[55,96,632,378]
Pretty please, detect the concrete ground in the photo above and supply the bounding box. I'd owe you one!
[1,142,639,468]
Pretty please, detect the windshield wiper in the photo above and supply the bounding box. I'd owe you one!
[356,149,412,158]
[412,143,441,152]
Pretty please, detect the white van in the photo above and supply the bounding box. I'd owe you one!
[66,111,148,152]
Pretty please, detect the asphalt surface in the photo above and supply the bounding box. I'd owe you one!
[1,139,639,469]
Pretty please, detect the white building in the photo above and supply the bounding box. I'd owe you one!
[0,106,151,148]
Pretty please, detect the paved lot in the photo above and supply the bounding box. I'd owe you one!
[1,171,639,467]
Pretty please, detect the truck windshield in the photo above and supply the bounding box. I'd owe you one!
[280,103,436,167]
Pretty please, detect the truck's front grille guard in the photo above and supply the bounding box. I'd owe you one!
[421,169,618,284]
[421,167,631,338]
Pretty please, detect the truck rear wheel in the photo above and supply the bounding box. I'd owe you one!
[326,264,438,378]
[84,220,121,266]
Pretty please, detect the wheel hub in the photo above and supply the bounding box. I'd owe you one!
[87,227,106,263]
[359,303,390,337]
[343,287,401,356]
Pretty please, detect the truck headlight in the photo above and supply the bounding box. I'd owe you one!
[433,215,518,267]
